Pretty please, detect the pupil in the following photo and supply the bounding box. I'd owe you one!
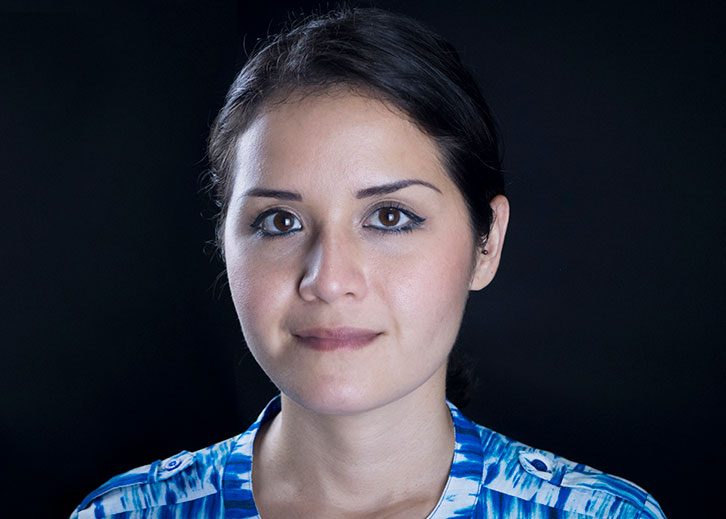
[273,212,292,230]
[380,208,400,226]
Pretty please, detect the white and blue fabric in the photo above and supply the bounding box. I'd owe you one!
[70,395,666,518]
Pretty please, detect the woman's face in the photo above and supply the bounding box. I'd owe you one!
[224,92,501,415]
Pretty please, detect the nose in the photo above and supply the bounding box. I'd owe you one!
[298,229,368,303]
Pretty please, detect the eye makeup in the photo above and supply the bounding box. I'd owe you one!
[248,200,427,239]
[362,201,426,234]
[249,208,303,238]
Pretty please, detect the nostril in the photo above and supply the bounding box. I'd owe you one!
[296,231,369,304]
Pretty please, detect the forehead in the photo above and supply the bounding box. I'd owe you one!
[231,92,453,193]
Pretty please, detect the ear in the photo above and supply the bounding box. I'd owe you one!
[469,195,510,291]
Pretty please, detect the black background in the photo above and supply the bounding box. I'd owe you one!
[2,1,723,517]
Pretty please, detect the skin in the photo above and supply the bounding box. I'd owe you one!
[223,91,509,518]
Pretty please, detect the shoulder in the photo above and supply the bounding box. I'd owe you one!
[68,434,239,519]
[471,421,667,519]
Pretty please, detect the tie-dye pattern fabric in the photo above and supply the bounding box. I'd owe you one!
[70,395,666,518]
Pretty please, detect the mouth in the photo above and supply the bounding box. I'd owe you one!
[292,327,382,351]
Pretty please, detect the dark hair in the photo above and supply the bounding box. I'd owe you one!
[207,6,504,408]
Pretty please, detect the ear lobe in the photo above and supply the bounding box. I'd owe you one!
[469,195,510,291]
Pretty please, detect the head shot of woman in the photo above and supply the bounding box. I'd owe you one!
[67,6,668,519]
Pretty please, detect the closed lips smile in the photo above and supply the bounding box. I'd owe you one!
[293,327,382,351]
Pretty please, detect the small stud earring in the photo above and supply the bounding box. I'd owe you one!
[483,249,489,255]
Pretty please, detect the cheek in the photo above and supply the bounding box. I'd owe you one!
[225,247,296,343]
[377,231,474,347]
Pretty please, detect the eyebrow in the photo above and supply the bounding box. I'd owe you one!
[355,179,442,199]
[242,188,302,201]
[242,179,441,201]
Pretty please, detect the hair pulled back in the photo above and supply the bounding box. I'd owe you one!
[207,6,505,408]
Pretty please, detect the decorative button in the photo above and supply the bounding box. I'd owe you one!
[530,458,548,472]
[164,458,180,470]
[156,451,195,481]
[518,450,554,481]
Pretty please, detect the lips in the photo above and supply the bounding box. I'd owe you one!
[293,327,382,351]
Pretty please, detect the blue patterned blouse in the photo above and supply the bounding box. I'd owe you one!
[70,395,666,518]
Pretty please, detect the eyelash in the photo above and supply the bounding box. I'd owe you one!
[364,201,425,234]
[249,202,425,238]
[250,208,301,238]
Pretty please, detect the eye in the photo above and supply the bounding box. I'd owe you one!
[251,209,302,237]
[363,204,425,233]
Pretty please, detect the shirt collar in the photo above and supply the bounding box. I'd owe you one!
[222,395,483,518]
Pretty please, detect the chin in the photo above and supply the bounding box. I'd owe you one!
[283,379,397,416]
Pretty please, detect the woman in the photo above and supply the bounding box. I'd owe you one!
[70,7,666,519]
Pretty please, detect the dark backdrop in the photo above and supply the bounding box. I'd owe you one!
[2,1,723,517]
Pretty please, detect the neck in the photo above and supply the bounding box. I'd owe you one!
[252,369,455,515]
